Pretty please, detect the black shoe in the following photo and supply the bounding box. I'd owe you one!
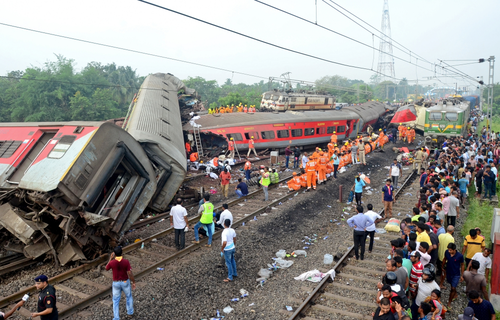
[305,189,310,192]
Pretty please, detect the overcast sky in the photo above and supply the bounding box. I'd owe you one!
[1,0,498,90]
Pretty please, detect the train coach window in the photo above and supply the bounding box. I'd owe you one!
[326,126,336,134]
[244,132,259,140]
[337,126,346,133]
[316,127,326,135]
[0,140,22,158]
[304,128,315,136]
[261,131,275,140]
[226,133,243,141]
[445,113,458,121]
[48,135,77,159]
[429,112,442,121]
[291,129,302,137]
[277,130,289,138]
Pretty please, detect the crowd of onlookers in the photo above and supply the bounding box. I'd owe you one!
[372,129,497,320]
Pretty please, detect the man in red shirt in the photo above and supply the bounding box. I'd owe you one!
[220,168,231,198]
[106,246,136,320]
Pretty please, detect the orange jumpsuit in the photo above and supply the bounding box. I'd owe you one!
[299,174,308,188]
[407,129,415,143]
[243,107,248,113]
[318,155,328,183]
[343,153,351,165]
[287,175,302,191]
[305,160,318,189]
[327,142,335,159]
[326,162,333,176]
[331,134,338,144]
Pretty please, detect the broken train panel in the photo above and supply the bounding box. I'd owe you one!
[0,122,157,265]
[122,73,188,213]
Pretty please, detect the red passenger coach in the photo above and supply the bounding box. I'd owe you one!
[184,101,389,151]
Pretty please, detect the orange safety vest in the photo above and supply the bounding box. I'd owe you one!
[331,134,337,143]
[185,142,191,153]
[248,139,254,148]
[228,141,234,150]
[243,107,248,113]
[213,157,219,166]
[319,156,328,167]
[306,160,317,172]
[189,152,198,162]
[244,161,251,170]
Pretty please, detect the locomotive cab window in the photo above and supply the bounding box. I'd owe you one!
[337,126,346,133]
[291,129,303,137]
[261,131,275,140]
[327,126,336,134]
[226,133,243,141]
[304,128,315,136]
[316,127,326,135]
[445,113,458,121]
[244,132,259,140]
[429,112,442,121]
[277,130,289,138]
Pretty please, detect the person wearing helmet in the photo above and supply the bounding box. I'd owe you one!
[398,123,404,141]
[227,137,235,159]
[413,266,440,319]
[317,151,328,184]
[247,136,258,157]
[330,131,337,144]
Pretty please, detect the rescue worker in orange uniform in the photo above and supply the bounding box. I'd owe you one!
[237,105,243,112]
[247,136,258,157]
[330,131,338,144]
[318,151,328,184]
[326,161,333,180]
[287,172,302,191]
[305,158,318,191]
[327,141,335,159]
[299,169,308,188]
[398,123,404,141]
[377,128,386,149]
[228,138,235,159]
[243,105,248,113]
[219,107,225,114]
[189,152,198,162]
[340,142,349,154]
[244,159,252,181]
[185,141,191,156]
[407,127,415,144]
[311,147,320,160]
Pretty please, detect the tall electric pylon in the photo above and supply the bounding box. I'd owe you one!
[377,0,395,80]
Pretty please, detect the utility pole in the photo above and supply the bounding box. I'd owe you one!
[487,56,495,142]
[478,76,484,111]
[357,84,360,104]
[377,0,395,79]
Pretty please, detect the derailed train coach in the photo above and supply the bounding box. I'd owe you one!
[0,73,190,266]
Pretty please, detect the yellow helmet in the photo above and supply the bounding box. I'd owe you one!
[251,136,254,139]
[245,105,247,107]
[408,127,410,129]
[333,131,336,134]
[345,142,348,145]
[230,137,233,140]
[200,161,203,164]
[379,129,382,131]
[399,123,402,125]
[318,148,322,151]
[334,144,337,146]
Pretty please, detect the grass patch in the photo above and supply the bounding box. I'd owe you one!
[461,197,494,247]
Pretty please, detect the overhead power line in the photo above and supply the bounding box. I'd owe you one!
[136,0,399,80]
[0,22,267,81]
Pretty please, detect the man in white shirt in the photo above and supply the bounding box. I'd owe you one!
[364,204,382,253]
[389,159,402,188]
[216,204,233,229]
[468,248,492,279]
[169,198,189,250]
[221,219,237,282]
[301,152,309,169]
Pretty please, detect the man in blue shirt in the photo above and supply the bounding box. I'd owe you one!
[381,179,395,219]
[440,242,464,309]
[419,168,427,188]
[235,178,248,198]
[347,205,374,260]
[467,290,496,320]
[482,165,495,200]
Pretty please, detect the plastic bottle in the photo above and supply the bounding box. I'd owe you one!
[324,254,333,265]
[294,250,307,257]
[231,298,240,302]
[157,267,164,271]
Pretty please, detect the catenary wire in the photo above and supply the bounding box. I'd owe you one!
[136,0,400,80]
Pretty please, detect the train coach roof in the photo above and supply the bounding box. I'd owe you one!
[426,103,468,113]
[184,109,360,130]
[0,121,105,127]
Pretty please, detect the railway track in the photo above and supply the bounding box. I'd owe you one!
[0,174,297,319]
[288,169,419,320]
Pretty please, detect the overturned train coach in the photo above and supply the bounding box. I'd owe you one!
[0,73,189,265]
[184,101,392,152]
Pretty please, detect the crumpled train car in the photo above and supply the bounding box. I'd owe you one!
[0,73,189,266]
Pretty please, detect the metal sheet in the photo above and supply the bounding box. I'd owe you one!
[0,203,36,244]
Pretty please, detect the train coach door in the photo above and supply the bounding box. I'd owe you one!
[346,120,354,138]
[8,131,57,184]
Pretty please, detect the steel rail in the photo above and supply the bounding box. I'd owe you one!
[0,176,293,310]
[0,257,36,276]
[287,169,418,319]
[58,185,297,318]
